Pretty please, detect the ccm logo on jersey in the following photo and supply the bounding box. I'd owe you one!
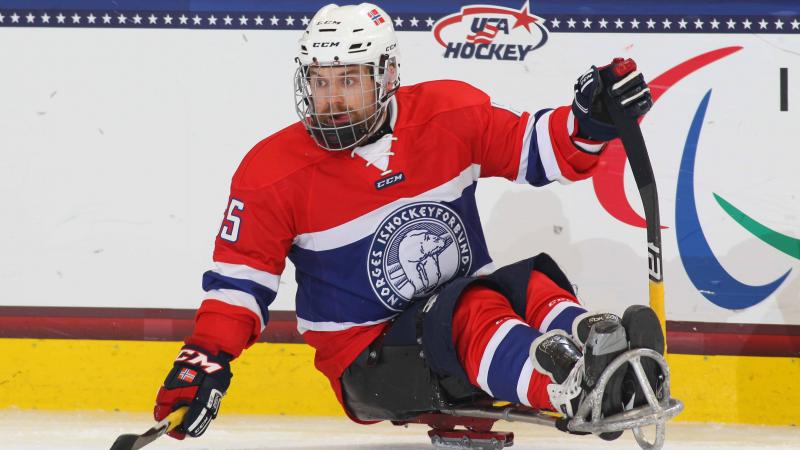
[432,2,549,61]
[375,172,405,190]
[175,349,223,374]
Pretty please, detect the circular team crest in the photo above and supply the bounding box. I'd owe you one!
[368,202,473,311]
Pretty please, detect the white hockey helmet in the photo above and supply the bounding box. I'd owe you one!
[294,3,400,151]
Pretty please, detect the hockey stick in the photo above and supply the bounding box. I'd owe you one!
[601,79,667,352]
[109,406,187,450]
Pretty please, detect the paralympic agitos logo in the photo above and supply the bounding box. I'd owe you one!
[596,46,796,310]
[432,1,547,61]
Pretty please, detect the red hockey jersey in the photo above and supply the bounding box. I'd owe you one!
[190,79,602,412]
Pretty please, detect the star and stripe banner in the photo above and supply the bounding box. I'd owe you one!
[0,0,797,33]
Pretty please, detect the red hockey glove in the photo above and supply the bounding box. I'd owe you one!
[154,345,232,439]
[571,57,652,142]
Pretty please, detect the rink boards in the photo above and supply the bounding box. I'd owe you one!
[1,0,799,428]
[1,338,798,426]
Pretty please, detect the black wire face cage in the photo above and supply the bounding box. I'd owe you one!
[294,57,398,151]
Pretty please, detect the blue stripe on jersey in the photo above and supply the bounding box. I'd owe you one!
[289,182,493,325]
[487,324,540,404]
[201,270,276,325]
[545,305,587,334]
[290,235,394,324]
[525,109,554,187]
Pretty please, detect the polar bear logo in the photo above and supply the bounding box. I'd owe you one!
[369,203,473,310]
[397,229,453,296]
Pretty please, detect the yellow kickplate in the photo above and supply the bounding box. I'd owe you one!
[0,339,341,416]
[668,354,799,426]
[1,339,798,425]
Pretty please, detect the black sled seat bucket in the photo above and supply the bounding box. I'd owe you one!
[416,348,683,450]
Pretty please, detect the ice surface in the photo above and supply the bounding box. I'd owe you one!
[0,410,797,450]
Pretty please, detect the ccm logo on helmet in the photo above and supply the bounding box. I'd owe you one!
[312,42,341,47]
[175,349,223,374]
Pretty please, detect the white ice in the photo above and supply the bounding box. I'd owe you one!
[1,410,798,450]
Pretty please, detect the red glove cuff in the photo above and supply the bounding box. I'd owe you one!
[550,106,602,180]
[186,299,262,358]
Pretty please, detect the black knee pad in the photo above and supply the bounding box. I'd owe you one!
[341,292,484,421]
[342,344,440,421]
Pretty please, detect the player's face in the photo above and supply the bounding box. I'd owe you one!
[307,65,377,127]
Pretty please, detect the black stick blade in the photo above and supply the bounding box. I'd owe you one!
[109,434,141,450]
[109,425,166,450]
[109,407,186,450]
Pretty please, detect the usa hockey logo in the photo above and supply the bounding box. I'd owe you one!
[368,202,472,311]
[432,1,548,61]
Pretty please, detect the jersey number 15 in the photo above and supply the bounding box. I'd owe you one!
[220,199,245,242]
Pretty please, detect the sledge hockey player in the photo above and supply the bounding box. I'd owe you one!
[153,2,665,442]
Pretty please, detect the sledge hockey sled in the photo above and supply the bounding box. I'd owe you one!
[393,348,683,450]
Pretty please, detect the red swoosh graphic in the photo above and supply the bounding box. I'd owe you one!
[592,46,742,228]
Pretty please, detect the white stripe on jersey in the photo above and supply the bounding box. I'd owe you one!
[296,315,395,334]
[567,109,576,136]
[538,300,582,333]
[293,164,482,251]
[534,110,569,184]
[515,113,537,184]
[490,101,524,117]
[517,358,534,407]
[205,288,266,331]
[476,319,526,397]
[213,262,281,291]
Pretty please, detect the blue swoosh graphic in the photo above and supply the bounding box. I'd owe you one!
[676,89,791,310]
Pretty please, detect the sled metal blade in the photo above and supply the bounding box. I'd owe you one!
[440,405,558,428]
[429,429,513,450]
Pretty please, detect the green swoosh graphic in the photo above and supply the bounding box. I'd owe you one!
[714,193,800,259]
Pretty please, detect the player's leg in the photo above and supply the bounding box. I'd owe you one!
[517,255,665,416]
[451,283,627,420]
[520,266,628,425]
[452,254,662,430]
[451,284,551,409]
[486,253,617,346]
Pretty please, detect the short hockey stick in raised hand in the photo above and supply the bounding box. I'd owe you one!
[600,67,667,352]
[109,406,187,450]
